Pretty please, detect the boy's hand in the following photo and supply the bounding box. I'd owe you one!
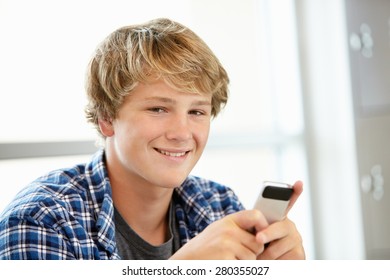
[170,209,269,260]
[170,181,305,260]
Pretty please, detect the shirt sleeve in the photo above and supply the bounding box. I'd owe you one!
[0,215,77,260]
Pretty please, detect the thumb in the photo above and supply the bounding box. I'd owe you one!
[286,180,303,214]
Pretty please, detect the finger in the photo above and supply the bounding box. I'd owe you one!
[255,218,291,245]
[257,231,293,260]
[228,210,268,256]
[258,229,305,260]
[286,180,303,213]
[222,231,261,260]
[256,219,304,260]
[230,209,269,233]
[235,243,259,260]
[238,228,264,256]
[214,213,265,259]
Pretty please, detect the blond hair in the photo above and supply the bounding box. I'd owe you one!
[85,18,229,138]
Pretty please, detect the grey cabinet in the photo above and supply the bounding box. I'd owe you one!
[345,0,390,259]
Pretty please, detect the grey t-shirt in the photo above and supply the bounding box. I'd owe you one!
[114,202,181,260]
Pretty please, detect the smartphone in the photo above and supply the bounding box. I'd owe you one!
[253,181,293,224]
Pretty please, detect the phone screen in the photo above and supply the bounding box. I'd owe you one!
[262,186,293,201]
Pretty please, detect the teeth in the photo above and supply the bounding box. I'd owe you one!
[158,149,186,157]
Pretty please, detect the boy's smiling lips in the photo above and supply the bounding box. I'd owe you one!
[154,148,191,158]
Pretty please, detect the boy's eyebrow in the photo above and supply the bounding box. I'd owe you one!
[143,96,175,104]
[193,100,212,106]
[143,96,211,106]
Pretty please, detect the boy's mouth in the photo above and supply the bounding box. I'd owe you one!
[155,148,189,157]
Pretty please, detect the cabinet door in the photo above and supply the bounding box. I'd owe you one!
[345,0,390,259]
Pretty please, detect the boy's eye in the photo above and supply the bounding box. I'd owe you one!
[148,107,166,113]
[189,110,204,116]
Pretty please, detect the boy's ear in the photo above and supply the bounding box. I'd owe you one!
[98,119,114,137]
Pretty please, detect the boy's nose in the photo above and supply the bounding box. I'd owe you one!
[165,115,192,141]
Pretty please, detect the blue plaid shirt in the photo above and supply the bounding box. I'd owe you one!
[0,150,244,259]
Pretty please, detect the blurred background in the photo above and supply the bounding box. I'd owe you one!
[0,0,389,260]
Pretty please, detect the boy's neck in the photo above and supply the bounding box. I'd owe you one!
[110,174,174,246]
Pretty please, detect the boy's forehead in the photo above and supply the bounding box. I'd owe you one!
[131,80,212,101]
[121,81,212,107]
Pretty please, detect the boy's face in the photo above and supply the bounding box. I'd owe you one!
[101,79,212,189]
